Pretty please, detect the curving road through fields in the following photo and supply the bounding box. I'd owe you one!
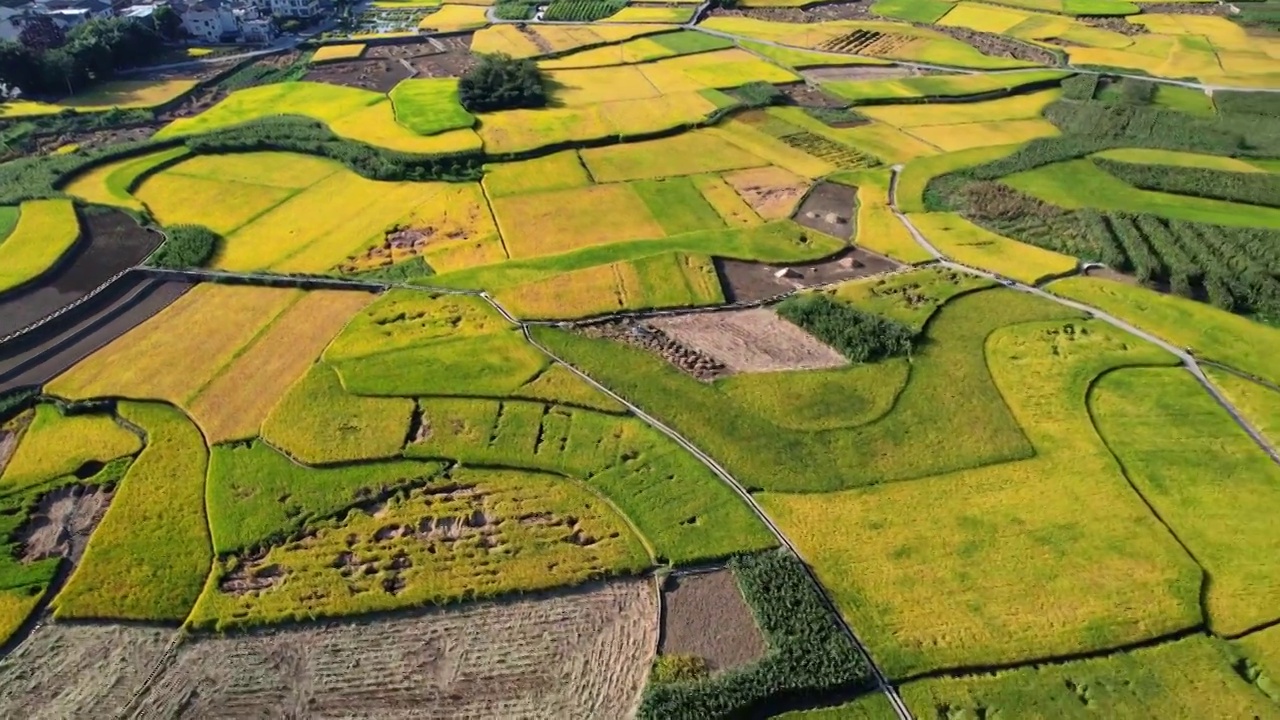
[886,164,1280,466]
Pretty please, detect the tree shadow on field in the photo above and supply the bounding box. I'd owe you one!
[541,76,570,109]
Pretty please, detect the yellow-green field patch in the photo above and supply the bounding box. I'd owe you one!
[490,183,665,259]
[0,199,80,295]
[579,130,769,182]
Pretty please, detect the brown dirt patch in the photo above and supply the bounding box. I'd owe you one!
[927,26,1059,66]
[649,308,848,374]
[725,166,812,221]
[716,247,901,303]
[0,624,175,718]
[18,484,114,564]
[660,569,766,673]
[710,1,873,22]
[582,321,728,380]
[303,58,414,92]
[792,181,857,240]
[366,36,478,78]
[1138,2,1227,14]
[1078,15,1149,33]
[775,81,850,108]
[130,578,657,719]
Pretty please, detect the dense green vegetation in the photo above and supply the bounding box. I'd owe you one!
[543,0,626,21]
[639,551,870,719]
[775,293,915,363]
[0,17,166,96]
[0,116,482,205]
[148,224,220,269]
[1093,158,1280,209]
[458,54,547,113]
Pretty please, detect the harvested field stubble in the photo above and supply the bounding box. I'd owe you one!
[0,624,174,719]
[47,284,302,406]
[660,569,766,673]
[760,320,1202,677]
[649,309,848,374]
[190,467,650,628]
[136,579,657,719]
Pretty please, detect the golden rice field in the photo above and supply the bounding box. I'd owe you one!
[907,212,1077,282]
[490,183,665,259]
[579,130,769,183]
[839,169,934,263]
[0,79,198,117]
[311,43,366,63]
[186,290,377,444]
[0,199,80,294]
[494,252,722,319]
[47,285,302,406]
[61,146,190,212]
[482,150,593,198]
[470,23,676,58]
[417,4,488,31]
[760,319,1201,677]
[156,82,482,155]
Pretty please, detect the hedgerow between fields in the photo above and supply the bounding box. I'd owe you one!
[638,551,871,719]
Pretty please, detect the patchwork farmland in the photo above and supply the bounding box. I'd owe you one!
[0,0,1278,716]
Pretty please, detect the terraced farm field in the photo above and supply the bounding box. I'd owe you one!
[3,4,1280,717]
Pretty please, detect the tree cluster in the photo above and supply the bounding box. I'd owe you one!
[0,17,165,97]
[149,224,221,269]
[775,293,917,364]
[457,53,546,113]
[637,551,870,719]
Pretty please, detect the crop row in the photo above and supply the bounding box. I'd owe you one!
[542,0,625,21]
[1093,158,1280,209]
[960,181,1280,317]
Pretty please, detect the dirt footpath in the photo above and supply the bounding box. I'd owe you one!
[0,624,176,719]
[129,578,658,719]
[649,308,847,374]
[660,569,765,673]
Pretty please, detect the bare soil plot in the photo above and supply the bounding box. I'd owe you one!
[366,37,478,78]
[792,181,856,240]
[710,2,874,22]
[1084,265,1138,285]
[582,321,729,381]
[0,623,175,719]
[775,81,855,108]
[303,59,414,92]
[649,308,848,373]
[802,65,919,82]
[928,26,1058,66]
[0,277,191,394]
[19,484,113,564]
[0,209,163,338]
[131,578,657,719]
[716,247,900,303]
[660,569,765,673]
[725,166,812,221]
